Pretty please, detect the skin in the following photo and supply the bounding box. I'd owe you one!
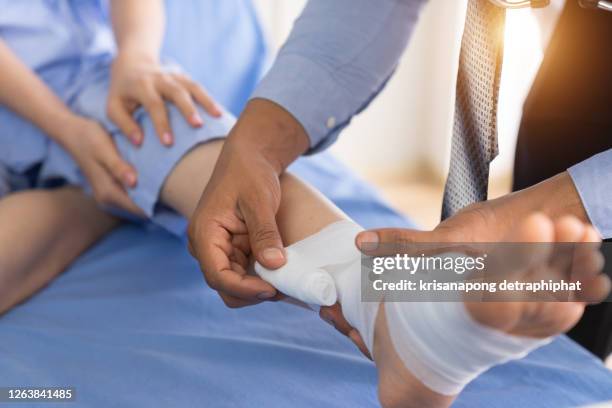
[108,0,221,147]
[187,97,594,339]
[4,141,605,408]
[0,188,119,315]
[0,0,220,213]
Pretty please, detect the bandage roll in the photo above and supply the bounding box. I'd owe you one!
[254,221,364,307]
[255,248,338,306]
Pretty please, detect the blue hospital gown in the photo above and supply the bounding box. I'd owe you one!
[0,0,268,234]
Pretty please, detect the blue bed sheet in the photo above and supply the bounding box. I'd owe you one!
[1,153,611,408]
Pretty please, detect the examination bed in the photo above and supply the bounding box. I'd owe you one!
[1,153,611,408]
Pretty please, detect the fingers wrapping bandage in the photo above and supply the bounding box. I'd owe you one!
[255,248,338,305]
[254,221,364,306]
[256,220,551,396]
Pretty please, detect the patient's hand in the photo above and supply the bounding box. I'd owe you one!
[107,52,221,147]
[62,116,144,215]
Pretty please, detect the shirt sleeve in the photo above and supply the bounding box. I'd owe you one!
[568,149,612,238]
[251,0,426,153]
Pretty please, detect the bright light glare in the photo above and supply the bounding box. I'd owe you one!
[490,8,544,193]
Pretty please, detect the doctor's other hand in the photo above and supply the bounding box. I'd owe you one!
[107,51,221,147]
[356,172,590,252]
[188,99,310,308]
[62,116,144,216]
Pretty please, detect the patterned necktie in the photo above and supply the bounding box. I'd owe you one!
[441,0,506,220]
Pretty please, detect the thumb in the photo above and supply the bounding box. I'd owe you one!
[242,203,286,270]
[355,228,445,256]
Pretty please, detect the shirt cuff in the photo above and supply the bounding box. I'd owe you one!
[568,149,612,239]
[251,53,351,154]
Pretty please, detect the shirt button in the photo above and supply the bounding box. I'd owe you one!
[326,116,336,129]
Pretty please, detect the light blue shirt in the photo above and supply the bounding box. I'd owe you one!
[252,0,611,238]
[252,0,426,152]
[569,151,612,238]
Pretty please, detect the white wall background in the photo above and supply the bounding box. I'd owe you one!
[253,0,564,184]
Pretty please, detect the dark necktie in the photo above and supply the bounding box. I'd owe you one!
[441,0,506,220]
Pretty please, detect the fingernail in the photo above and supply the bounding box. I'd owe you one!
[124,172,137,187]
[131,131,142,145]
[163,132,173,146]
[262,248,284,263]
[357,232,379,251]
[257,291,275,300]
[213,106,222,117]
[191,113,203,127]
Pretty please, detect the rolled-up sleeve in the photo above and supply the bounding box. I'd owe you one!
[568,149,612,238]
[251,0,426,153]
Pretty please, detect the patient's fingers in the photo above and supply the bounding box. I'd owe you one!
[142,86,173,146]
[106,97,142,145]
[178,77,222,118]
[159,77,203,128]
[98,141,138,189]
[92,171,144,216]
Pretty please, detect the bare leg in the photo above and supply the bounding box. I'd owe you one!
[159,142,608,408]
[0,187,119,314]
[161,140,346,237]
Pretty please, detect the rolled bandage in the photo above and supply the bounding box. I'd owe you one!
[384,301,552,396]
[255,247,338,306]
[254,220,364,306]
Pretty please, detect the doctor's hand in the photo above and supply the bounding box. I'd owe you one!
[188,99,310,307]
[355,172,589,253]
[107,52,221,147]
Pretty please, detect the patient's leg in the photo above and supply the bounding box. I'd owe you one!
[0,187,119,314]
[160,139,345,230]
[158,142,608,408]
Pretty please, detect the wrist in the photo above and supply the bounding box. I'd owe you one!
[114,46,159,66]
[229,98,310,174]
[539,172,588,221]
[56,115,91,148]
[43,112,86,147]
[506,172,588,222]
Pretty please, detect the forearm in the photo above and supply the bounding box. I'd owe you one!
[0,40,81,147]
[110,0,165,61]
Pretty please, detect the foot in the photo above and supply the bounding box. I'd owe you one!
[372,214,610,408]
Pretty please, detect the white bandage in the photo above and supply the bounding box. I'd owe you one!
[254,221,364,306]
[384,301,552,395]
[257,220,552,396]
